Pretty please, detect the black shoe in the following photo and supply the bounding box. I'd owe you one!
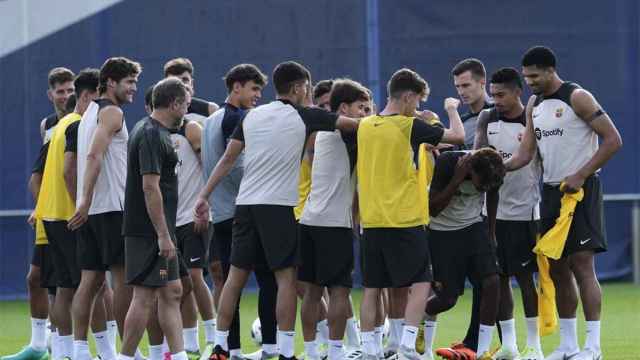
[278,356,298,360]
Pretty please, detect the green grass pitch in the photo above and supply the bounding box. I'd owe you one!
[1,284,638,358]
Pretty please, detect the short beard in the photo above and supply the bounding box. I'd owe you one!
[172,116,183,129]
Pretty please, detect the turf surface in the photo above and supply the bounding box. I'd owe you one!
[1,284,638,358]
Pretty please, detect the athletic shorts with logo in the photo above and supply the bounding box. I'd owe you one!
[360,226,433,288]
[77,211,125,271]
[540,174,606,257]
[43,220,81,288]
[125,234,180,287]
[176,222,210,269]
[428,221,499,298]
[495,219,538,275]
[298,224,353,288]
[31,243,57,291]
[231,205,297,271]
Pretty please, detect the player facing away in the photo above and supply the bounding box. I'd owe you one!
[194,61,359,360]
[356,68,465,360]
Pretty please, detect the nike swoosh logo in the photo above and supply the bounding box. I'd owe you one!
[521,259,532,267]
[373,123,383,127]
[580,238,591,245]
[190,257,200,262]
[488,131,499,135]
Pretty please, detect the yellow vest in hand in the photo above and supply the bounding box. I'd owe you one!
[536,253,557,336]
[534,184,584,336]
[534,187,584,260]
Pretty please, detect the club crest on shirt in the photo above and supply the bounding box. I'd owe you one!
[555,108,564,118]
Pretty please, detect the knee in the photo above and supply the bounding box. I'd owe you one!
[329,288,350,307]
[303,284,324,302]
[27,268,41,289]
[209,262,224,286]
[181,277,193,297]
[549,261,571,282]
[189,269,205,286]
[569,252,596,282]
[93,277,107,295]
[274,268,296,287]
[161,282,183,304]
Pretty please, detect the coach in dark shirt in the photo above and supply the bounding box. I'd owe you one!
[120,78,191,360]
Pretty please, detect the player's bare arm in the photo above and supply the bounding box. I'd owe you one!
[185,119,203,155]
[473,109,492,150]
[441,97,465,144]
[63,151,77,202]
[562,89,623,193]
[193,139,245,227]
[429,154,471,217]
[142,173,176,260]
[335,116,360,133]
[68,106,123,230]
[485,187,499,246]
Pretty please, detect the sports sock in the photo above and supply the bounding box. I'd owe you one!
[172,351,188,360]
[424,321,437,354]
[525,317,542,350]
[584,320,601,351]
[387,319,403,350]
[328,340,343,360]
[203,319,216,344]
[73,340,91,360]
[30,318,48,351]
[361,331,376,356]
[476,324,494,357]
[277,330,295,358]
[400,326,418,351]
[149,345,164,360]
[498,319,517,352]
[60,335,73,359]
[345,317,360,348]
[94,330,117,360]
[183,327,199,352]
[214,330,229,351]
[304,341,318,358]
[107,320,119,351]
[559,318,579,352]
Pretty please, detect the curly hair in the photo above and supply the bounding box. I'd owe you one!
[469,148,506,191]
